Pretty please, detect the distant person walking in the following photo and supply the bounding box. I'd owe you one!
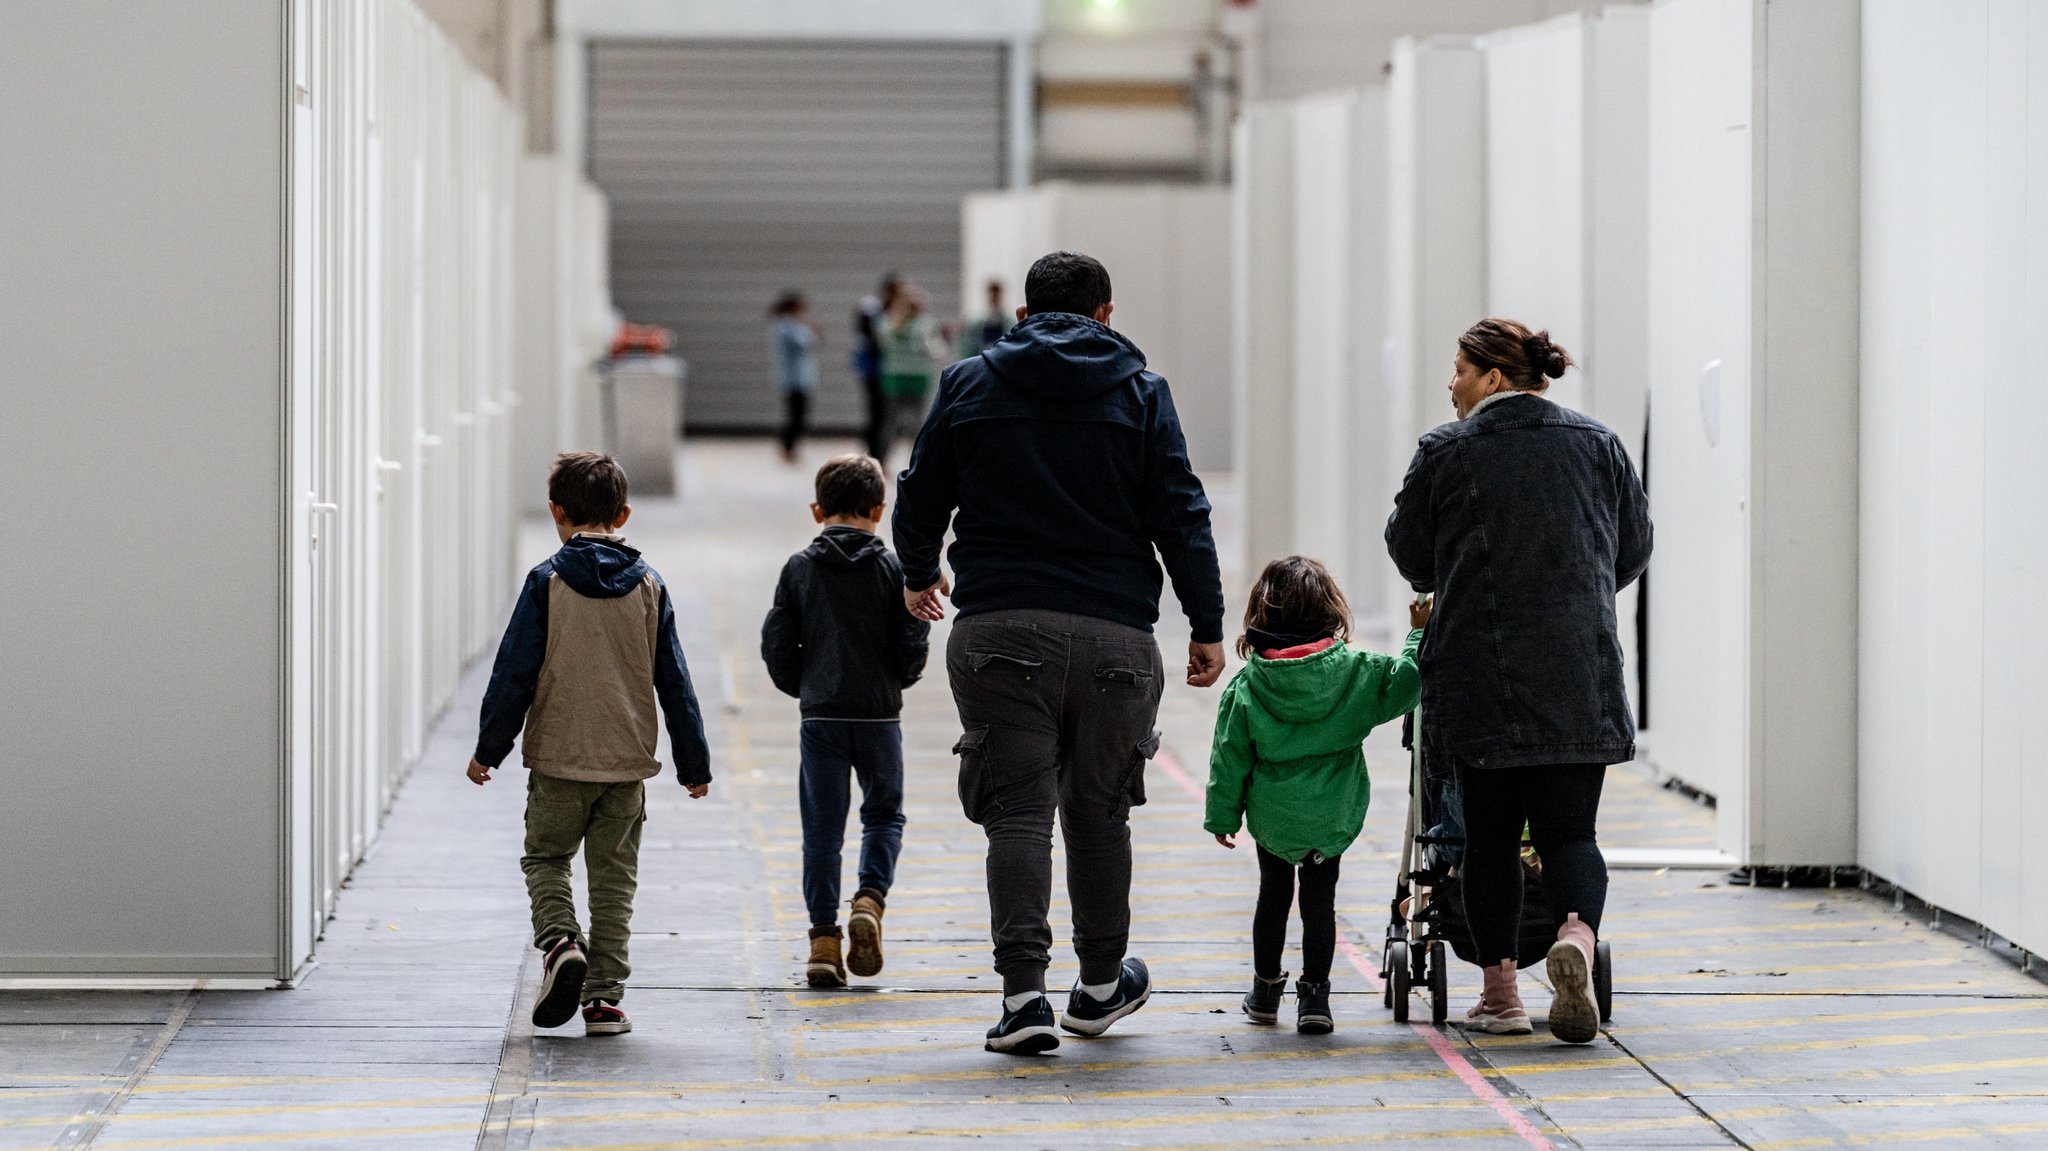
[769,291,819,463]
[853,274,901,461]
[875,285,946,465]
[959,279,1015,358]
[894,250,1227,1055]
[1384,318,1651,1044]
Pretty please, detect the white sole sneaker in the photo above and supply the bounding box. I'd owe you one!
[1545,940,1600,1043]
[1060,987,1150,1036]
[1460,1009,1533,1036]
[584,1017,632,1036]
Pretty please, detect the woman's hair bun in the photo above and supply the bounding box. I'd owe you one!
[1525,330,1572,380]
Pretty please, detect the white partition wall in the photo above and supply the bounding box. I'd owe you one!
[961,184,1233,474]
[1384,36,1486,626]
[0,1,290,978]
[1646,0,1859,865]
[0,0,565,979]
[1235,105,1298,574]
[1288,94,1361,593]
[1861,0,2048,957]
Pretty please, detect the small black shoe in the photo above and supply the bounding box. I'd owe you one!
[985,995,1060,1055]
[1295,979,1334,1035]
[1060,957,1152,1036]
[533,937,588,1029]
[1242,971,1288,1024]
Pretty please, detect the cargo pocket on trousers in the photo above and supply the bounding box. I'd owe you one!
[1117,729,1162,812]
[953,726,996,825]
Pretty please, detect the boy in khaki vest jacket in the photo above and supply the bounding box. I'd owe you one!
[467,452,712,1036]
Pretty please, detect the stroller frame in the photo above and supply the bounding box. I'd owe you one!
[1380,711,1613,1026]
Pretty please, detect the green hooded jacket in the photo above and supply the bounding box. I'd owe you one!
[1203,631,1423,864]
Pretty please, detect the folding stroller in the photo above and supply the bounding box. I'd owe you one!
[1380,711,1612,1024]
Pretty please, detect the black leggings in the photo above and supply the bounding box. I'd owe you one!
[1253,845,1341,983]
[1457,763,1608,966]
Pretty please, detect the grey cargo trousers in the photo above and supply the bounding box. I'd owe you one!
[947,609,1165,996]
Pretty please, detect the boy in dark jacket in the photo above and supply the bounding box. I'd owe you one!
[467,452,713,1039]
[762,454,930,987]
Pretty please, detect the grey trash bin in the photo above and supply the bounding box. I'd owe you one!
[600,354,686,497]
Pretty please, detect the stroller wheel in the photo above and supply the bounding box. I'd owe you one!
[1388,941,1411,1023]
[1381,943,1395,1009]
[1429,939,1449,1025]
[1595,940,1613,1023]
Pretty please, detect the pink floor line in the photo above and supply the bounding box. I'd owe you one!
[1153,746,1558,1151]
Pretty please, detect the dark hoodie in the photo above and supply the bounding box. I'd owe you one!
[891,312,1225,641]
[761,525,930,719]
[475,533,712,787]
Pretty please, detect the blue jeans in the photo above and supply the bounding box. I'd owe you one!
[799,719,906,927]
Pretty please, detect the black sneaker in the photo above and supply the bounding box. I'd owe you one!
[985,995,1060,1055]
[1295,978,1333,1035]
[533,937,588,1029]
[1242,971,1288,1024]
[582,999,632,1036]
[1060,957,1152,1037]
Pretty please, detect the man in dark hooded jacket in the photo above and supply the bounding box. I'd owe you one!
[893,250,1226,1054]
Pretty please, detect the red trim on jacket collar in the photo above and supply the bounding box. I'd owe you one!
[1258,636,1339,661]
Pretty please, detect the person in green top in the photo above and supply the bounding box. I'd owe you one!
[876,284,949,465]
[1204,556,1426,1034]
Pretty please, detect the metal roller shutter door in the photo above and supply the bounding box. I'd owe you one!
[589,41,1006,432]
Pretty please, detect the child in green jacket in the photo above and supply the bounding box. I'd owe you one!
[1204,556,1426,1033]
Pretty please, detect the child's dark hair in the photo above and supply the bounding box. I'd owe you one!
[1238,555,1352,659]
[770,290,806,318]
[814,453,886,518]
[548,451,629,527]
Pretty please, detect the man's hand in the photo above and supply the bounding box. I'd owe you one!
[1409,594,1434,631]
[686,783,709,799]
[904,573,952,622]
[466,758,493,786]
[1186,641,1225,687]
[1213,832,1237,849]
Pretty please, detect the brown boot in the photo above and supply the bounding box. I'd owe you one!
[847,888,886,978]
[806,926,846,988]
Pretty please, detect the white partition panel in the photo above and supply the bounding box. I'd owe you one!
[1861,0,2048,956]
[1345,87,1394,636]
[1647,0,1859,865]
[0,0,564,979]
[1646,0,1752,823]
[1384,37,1485,626]
[0,0,288,977]
[1483,15,1587,413]
[1289,95,1359,587]
[1236,105,1299,575]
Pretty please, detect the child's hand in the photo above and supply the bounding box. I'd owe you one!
[1409,595,1433,630]
[1213,832,1237,849]
[686,783,710,799]
[466,758,493,786]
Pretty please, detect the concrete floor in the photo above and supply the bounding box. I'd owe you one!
[4,440,2044,1150]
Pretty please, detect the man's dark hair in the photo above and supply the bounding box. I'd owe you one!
[548,451,629,526]
[1024,250,1112,317]
[815,453,886,518]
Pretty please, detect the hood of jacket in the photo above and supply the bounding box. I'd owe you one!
[806,525,890,569]
[980,312,1148,403]
[553,534,649,599]
[1236,643,1379,758]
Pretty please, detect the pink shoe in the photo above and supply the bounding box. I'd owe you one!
[1462,959,1532,1035]
[1545,913,1600,1044]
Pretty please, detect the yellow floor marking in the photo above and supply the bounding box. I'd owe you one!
[1649,1024,2048,1060]
[1618,1000,2044,1036]
[1749,1118,2048,1149]
[0,1094,489,1132]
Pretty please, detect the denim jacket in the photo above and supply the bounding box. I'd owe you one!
[1384,393,1651,768]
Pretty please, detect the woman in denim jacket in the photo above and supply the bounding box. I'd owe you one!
[1384,318,1652,1043]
